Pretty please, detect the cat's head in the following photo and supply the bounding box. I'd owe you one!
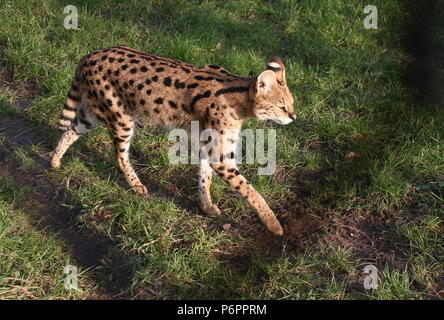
[250,57,296,125]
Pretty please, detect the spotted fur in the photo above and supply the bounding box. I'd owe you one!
[51,46,296,236]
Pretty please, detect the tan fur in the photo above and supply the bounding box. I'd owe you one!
[51,46,296,236]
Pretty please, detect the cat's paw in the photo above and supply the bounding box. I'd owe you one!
[202,204,221,216]
[133,184,148,195]
[50,155,61,168]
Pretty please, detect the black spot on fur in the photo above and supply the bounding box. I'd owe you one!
[215,86,250,97]
[154,97,164,104]
[187,83,199,89]
[67,93,81,102]
[174,79,185,89]
[195,75,214,81]
[189,90,211,113]
[163,77,172,86]
[63,103,76,111]
[168,101,178,109]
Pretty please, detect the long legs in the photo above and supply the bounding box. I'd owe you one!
[51,100,102,168]
[198,158,221,215]
[109,119,147,195]
[198,130,283,236]
[51,95,148,195]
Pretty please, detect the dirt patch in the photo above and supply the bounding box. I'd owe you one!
[207,188,422,288]
[320,209,408,267]
[283,209,323,246]
[264,167,419,269]
[219,252,254,276]
[277,204,413,268]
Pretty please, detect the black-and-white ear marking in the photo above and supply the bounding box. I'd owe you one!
[267,62,282,72]
[266,57,285,84]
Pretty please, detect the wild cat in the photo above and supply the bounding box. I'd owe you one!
[50,46,296,236]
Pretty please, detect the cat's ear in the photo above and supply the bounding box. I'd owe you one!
[266,56,286,84]
[255,70,277,96]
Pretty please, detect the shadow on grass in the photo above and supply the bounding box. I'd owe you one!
[0,115,134,298]
[401,0,444,108]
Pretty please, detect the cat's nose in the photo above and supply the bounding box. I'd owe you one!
[289,112,296,120]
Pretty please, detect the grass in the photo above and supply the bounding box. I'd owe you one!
[0,0,443,299]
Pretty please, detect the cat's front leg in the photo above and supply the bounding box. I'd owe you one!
[209,157,284,236]
[199,157,221,216]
